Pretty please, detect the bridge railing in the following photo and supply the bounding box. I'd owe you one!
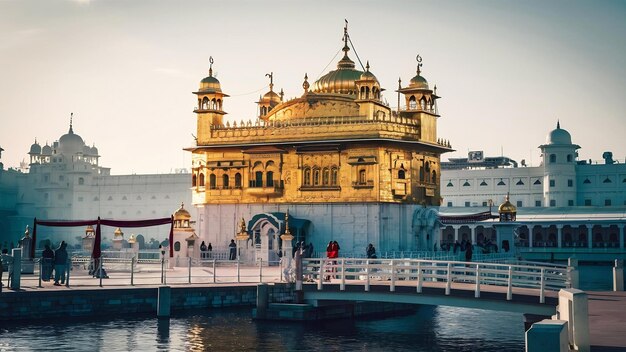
[302,258,570,303]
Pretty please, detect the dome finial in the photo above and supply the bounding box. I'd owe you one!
[557,119,560,129]
[366,60,370,72]
[343,19,350,55]
[69,112,74,134]
[302,73,309,93]
[416,54,423,75]
[265,72,274,92]
[208,56,214,77]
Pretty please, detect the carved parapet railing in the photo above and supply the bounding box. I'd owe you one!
[199,115,423,146]
[244,185,284,197]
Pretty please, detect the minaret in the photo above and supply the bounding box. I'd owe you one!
[396,55,440,143]
[193,57,229,144]
[539,121,580,207]
[257,72,282,120]
[355,61,385,118]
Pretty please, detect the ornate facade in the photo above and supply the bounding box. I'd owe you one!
[188,25,452,259]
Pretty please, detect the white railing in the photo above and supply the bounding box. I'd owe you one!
[302,258,570,303]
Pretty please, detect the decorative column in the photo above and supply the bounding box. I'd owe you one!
[453,226,460,243]
[620,225,625,250]
[557,225,563,248]
[235,217,250,262]
[280,210,294,281]
[470,225,477,245]
[529,231,533,249]
[587,226,592,249]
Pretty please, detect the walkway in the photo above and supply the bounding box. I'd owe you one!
[588,291,626,352]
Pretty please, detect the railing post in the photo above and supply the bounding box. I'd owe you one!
[613,259,624,291]
[340,258,346,291]
[474,264,480,298]
[99,257,103,287]
[507,265,513,300]
[417,261,422,293]
[445,262,452,295]
[38,259,42,288]
[390,260,395,292]
[237,259,241,283]
[188,257,192,284]
[131,256,135,286]
[65,256,70,288]
[279,258,283,282]
[318,259,324,290]
[163,259,167,285]
[539,268,546,303]
[161,258,165,284]
[259,258,263,283]
[568,257,579,289]
[212,259,216,283]
[365,259,370,292]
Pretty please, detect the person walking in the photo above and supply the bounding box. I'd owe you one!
[53,241,68,286]
[41,244,54,282]
[228,239,237,260]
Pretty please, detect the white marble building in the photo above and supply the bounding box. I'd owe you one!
[441,122,626,209]
[2,121,192,248]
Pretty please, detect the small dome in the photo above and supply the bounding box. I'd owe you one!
[83,145,91,154]
[409,74,429,90]
[59,124,85,156]
[199,75,223,93]
[546,121,572,145]
[41,144,52,155]
[174,202,191,220]
[114,227,124,238]
[128,234,136,244]
[359,61,378,82]
[90,145,99,156]
[498,195,517,214]
[29,141,41,155]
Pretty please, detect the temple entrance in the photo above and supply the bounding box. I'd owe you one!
[248,212,311,265]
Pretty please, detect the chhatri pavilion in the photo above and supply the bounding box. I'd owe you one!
[186,24,452,261]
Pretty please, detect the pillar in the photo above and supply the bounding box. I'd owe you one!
[614,260,624,291]
[157,285,171,318]
[10,248,21,290]
[557,225,563,248]
[255,283,269,319]
[453,226,459,243]
[470,226,477,245]
[529,231,533,248]
[587,226,592,249]
[525,319,569,352]
[620,225,625,249]
[557,288,590,352]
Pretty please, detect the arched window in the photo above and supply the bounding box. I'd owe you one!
[255,171,263,187]
[217,99,222,110]
[235,173,242,188]
[202,97,208,109]
[358,169,366,184]
[425,162,431,183]
[432,170,437,184]
[331,167,338,186]
[199,173,205,187]
[313,168,320,186]
[222,174,229,189]
[266,171,274,187]
[365,87,370,99]
[409,96,417,109]
[398,169,405,179]
[174,241,181,252]
[323,168,330,185]
[360,86,365,99]
[192,174,197,187]
[304,167,311,186]
[420,98,426,110]
[78,177,84,185]
[549,154,556,163]
[209,174,216,189]
[261,106,267,116]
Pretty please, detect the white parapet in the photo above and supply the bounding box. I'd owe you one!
[557,288,589,352]
[525,319,569,352]
[614,260,624,292]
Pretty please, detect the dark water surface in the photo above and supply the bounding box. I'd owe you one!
[0,306,525,352]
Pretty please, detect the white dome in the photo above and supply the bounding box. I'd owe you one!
[546,122,572,145]
[59,127,85,156]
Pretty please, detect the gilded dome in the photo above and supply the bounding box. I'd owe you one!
[313,40,363,94]
[29,140,41,155]
[114,227,124,238]
[409,74,429,90]
[262,90,281,103]
[546,121,572,145]
[199,76,222,93]
[498,195,517,214]
[174,202,191,220]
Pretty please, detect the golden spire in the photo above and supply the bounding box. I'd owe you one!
[416,54,423,75]
[302,73,309,93]
[265,72,274,92]
[208,56,214,77]
[284,210,291,236]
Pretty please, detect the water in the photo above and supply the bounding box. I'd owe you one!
[0,264,614,351]
[0,306,524,351]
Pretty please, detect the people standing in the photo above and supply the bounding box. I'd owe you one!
[228,239,237,260]
[366,243,377,259]
[331,241,340,258]
[53,241,68,286]
[465,242,473,263]
[200,241,207,259]
[41,244,54,282]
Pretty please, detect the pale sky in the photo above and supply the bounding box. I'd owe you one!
[1,0,625,174]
